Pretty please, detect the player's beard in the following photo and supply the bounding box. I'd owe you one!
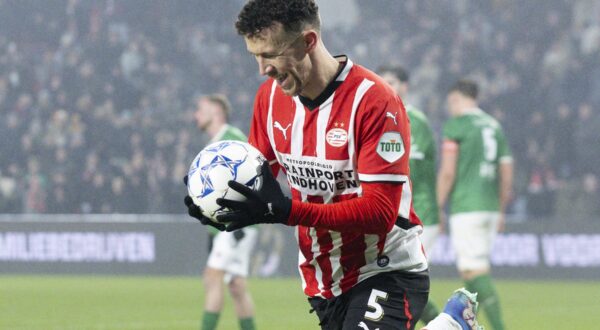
[274,70,303,96]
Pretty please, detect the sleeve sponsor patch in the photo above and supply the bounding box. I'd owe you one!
[376,131,405,163]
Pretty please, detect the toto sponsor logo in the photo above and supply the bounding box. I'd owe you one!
[377,131,405,162]
[326,128,348,147]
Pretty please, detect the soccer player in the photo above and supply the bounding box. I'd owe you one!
[378,66,441,325]
[437,80,513,330]
[188,94,258,330]
[186,1,430,328]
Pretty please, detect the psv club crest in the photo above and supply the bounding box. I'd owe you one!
[326,127,348,147]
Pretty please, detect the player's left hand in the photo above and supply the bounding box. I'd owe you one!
[183,175,226,231]
[216,161,291,232]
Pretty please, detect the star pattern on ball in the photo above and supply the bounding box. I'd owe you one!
[198,142,247,198]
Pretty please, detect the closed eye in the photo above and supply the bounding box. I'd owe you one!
[257,53,279,60]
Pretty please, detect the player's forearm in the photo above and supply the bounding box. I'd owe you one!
[286,182,402,234]
[499,161,514,213]
[437,141,458,210]
[436,171,454,209]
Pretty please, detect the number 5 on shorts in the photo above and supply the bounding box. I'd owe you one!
[364,289,389,321]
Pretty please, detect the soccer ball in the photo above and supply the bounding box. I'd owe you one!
[187,140,266,222]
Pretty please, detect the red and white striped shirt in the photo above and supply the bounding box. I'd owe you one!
[248,57,427,298]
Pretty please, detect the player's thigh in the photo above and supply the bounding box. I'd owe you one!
[235,227,259,254]
[420,225,440,256]
[233,227,259,272]
[343,271,429,330]
[223,228,259,278]
[484,212,500,242]
[206,231,237,271]
[449,212,497,271]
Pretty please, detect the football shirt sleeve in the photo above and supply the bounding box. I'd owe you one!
[442,118,462,143]
[497,127,513,163]
[287,181,402,234]
[248,82,281,174]
[355,93,410,183]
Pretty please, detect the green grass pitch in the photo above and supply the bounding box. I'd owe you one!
[1,276,598,329]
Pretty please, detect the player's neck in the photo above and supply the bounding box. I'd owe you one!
[458,102,479,115]
[208,122,228,140]
[299,47,341,100]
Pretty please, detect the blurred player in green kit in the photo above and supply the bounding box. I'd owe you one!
[437,80,513,330]
[191,94,258,330]
[378,66,441,325]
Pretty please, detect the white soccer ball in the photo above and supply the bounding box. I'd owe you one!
[187,140,266,222]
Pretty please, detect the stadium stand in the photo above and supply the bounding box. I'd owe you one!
[0,0,598,216]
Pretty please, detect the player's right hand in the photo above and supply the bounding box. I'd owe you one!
[183,176,226,231]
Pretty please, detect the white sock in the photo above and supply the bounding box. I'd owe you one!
[422,312,462,330]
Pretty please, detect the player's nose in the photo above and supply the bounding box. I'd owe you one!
[257,58,274,76]
[259,64,275,77]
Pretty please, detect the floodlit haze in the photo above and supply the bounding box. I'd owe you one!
[0,0,599,217]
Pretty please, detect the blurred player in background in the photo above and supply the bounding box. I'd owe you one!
[378,65,441,325]
[437,80,514,330]
[191,94,258,330]
[187,0,431,328]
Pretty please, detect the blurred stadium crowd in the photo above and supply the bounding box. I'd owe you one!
[1,0,599,217]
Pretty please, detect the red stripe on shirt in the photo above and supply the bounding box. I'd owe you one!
[306,195,335,298]
[290,188,302,201]
[302,107,318,157]
[338,231,366,292]
[298,225,320,297]
[408,206,422,226]
[315,227,334,299]
[404,292,413,329]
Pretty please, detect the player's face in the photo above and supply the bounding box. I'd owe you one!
[447,91,462,117]
[195,98,213,130]
[380,72,408,98]
[245,24,310,96]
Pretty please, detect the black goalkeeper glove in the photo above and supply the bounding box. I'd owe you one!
[183,176,226,231]
[216,161,291,232]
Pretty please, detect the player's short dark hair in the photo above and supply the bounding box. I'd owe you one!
[235,0,320,38]
[202,94,232,121]
[449,79,479,100]
[377,65,410,83]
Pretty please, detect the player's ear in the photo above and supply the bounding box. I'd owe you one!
[303,31,318,53]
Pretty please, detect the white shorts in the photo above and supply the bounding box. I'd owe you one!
[207,227,258,280]
[449,212,499,272]
[420,224,440,256]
